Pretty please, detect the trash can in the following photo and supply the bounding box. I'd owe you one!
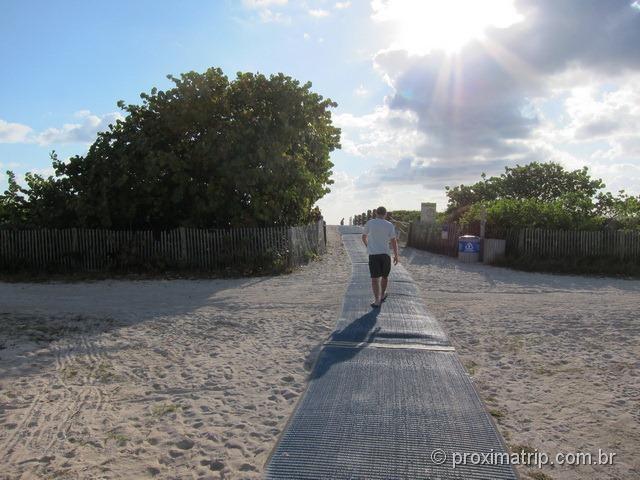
[458,235,481,263]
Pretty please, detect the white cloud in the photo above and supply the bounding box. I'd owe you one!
[533,78,640,159]
[242,0,287,8]
[316,169,448,224]
[309,8,330,18]
[242,0,290,23]
[0,119,33,143]
[354,84,369,97]
[2,111,123,146]
[371,0,522,54]
[334,106,423,160]
[0,161,21,171]
[337,0,640,198]
[303,32,310,40]
[35,111,124,145]
[334,1,351,9]
[258,8,291,23]
[563,83,640,141]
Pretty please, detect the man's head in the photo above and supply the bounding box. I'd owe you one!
[376,206,387,218]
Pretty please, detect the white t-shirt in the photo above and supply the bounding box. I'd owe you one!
[363,218,396,255]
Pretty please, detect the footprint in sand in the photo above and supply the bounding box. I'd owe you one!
[201,459,225,471]
[147,466,161,476]
[280,389,298,400]
[174,438,195,450]
[239,463,257,472]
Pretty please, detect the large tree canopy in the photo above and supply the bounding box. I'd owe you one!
[1,68,341,228]
[446,162,639,231]
[445,162,604,213]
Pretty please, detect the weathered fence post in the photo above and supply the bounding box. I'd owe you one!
[322,221,327,248]
[518,229,525,255]
[318,220,326,253]
[71,228,78,269]
[179,227,187,265]
[287,227,295,269]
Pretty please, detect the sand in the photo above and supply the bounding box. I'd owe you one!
[2,228,639,480]
[401,246,640,480]
[0,227,349,480]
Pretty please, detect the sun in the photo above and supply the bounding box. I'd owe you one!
[372,0,523,54]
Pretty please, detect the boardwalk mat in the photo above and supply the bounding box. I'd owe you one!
[343,279,421,298]
[331,311,449,346]
[335,287,449,346]
[350,263,416,284]
[266,347,517,479]
[341,236,369,264]
[265,228,514,479]
[338,226,364,235]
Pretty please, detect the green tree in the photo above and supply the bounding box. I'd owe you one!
[595,190,640,229]
[445,162,604,213]
[0,171,26,227]
[461,197,605,232]
[388,210,420,223]
[3,68,340,229]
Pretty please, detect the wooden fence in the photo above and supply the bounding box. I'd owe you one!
[407,222,461,257]
[507,228,640,259]
[390,220,410,243]
[0,221,326,273]
[408,222,640,261]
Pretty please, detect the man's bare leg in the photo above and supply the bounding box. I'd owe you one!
[371,278,381,305]
[380,276,388,301]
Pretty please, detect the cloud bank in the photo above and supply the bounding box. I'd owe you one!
[338,0,640,207]
[0,119,32,143]
[36,111,123,145]
[0,111,123,146]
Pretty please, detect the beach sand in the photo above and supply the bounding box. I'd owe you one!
[3,229,639,480]
[0,227,349,479]
[402,246,640,480]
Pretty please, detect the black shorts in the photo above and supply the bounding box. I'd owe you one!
[368,254,391,278]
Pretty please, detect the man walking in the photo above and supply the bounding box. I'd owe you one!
[362,206,399,308]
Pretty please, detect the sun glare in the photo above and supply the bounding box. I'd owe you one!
[373,0,523,54]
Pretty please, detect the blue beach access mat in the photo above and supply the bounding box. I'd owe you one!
[265,228,517,480]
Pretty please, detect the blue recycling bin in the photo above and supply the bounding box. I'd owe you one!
[458,235,481,263]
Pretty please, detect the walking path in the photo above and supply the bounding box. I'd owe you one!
[265,226,517,479]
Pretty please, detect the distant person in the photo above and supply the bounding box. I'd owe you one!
[362,206,399,308]
[340,218,344,225]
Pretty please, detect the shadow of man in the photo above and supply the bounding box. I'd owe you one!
[310,309,381,380]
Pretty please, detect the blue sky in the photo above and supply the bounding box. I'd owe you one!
[2,0,640,223]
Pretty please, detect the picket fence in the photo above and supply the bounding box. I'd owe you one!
[408,221,640,261]
[509,228,640,259]
[0,221,326,273]
[407,222,461,257]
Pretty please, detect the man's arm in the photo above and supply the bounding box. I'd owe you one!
[390,237,399,265]
[362,233,368,247]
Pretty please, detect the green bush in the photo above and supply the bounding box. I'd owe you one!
[388,210,420,223]
[444,161,640,232]
[460,196,605,233]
